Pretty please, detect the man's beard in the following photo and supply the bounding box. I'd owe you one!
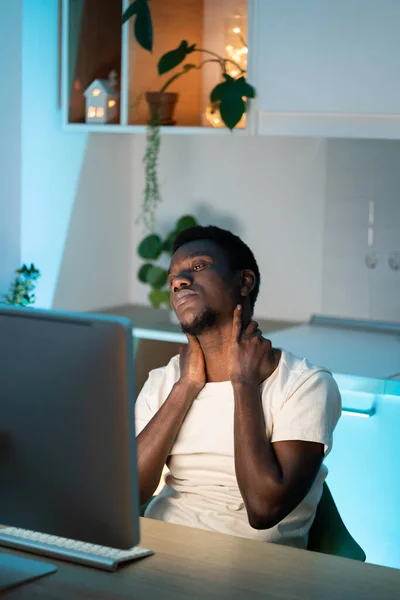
[180,307,218,337]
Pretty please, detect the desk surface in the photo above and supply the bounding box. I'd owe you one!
[4,518,400,600]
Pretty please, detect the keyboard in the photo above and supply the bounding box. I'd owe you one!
[0,527,153,571]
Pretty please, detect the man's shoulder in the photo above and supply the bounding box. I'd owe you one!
[272,349,337,399]
[146,354,180,394]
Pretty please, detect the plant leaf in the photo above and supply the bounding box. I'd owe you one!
[138,234,163,259]
[122,0,144,24]
[233,76,256,99]
[146,265,168,289]
[158,41,191,75]
[163,229,178,255]
[149,289,171,309]
[220,94,245,130]
[138,263,153,283]
[210,81,229,103]
[134,2,153,52]
[177,215,197,232]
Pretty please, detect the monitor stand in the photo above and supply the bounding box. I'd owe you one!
[0,552,57,592]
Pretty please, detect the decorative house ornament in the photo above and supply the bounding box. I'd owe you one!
[84,70,119,124]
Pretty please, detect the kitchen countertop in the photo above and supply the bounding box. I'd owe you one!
[98,304,300,343]
[268,315,400,385]
[97,306,400,392]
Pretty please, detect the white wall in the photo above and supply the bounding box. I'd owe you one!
[21,0,133,311]
[130,134,400,323]
[0,0,22,297]
[322,139,400,322]
[130,135,326,321]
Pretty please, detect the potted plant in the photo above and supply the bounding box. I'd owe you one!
[138,215,197,309]
[123,2,255,129]
[3,264,41,307]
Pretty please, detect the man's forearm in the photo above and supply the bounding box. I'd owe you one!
[136,380,200,504]
[233,382,285,528]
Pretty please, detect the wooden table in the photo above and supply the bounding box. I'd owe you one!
[4,518,400,599]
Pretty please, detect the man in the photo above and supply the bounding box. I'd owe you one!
[135,225,341,548]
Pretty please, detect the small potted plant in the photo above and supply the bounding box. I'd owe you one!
[3,264,41,307]
[137,215,197,310]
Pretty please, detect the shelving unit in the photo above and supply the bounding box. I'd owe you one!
[61,0,256,135]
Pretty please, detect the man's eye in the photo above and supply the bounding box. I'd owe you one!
[193,263,205,271]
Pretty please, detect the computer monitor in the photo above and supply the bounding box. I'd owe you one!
[0,306,140,551]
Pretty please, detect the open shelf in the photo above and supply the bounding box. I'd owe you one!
[62,0,250,132]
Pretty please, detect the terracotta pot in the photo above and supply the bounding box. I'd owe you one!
[145,92,178,126]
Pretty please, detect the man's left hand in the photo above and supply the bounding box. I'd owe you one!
[228,305,273,387]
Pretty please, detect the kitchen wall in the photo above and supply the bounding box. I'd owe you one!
[0,0,22,296]
[7,1,399,324]
[322,139,400,322]
[20,0,133,311]
[130,134,326,322]
[130,135,400,323]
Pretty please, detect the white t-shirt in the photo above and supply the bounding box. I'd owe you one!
[135,349,341,548]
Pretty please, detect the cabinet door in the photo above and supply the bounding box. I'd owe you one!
[253,0,400,137]
[325,392,400,569]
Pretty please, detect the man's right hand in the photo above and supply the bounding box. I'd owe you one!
[179,334,206,394]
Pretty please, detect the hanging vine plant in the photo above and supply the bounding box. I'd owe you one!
[122,0,256,230]
[141,119,161,232]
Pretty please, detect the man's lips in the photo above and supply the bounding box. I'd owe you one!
[174,290,198,309]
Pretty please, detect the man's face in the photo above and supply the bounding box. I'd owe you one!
[168,239,239,335]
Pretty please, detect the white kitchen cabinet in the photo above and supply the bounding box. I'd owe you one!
[252,0,400,138]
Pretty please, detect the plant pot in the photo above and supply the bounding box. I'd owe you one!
[146,92,178,126]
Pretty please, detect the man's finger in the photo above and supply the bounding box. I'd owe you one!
[185,333,200,347]
[243,321,259,338]
[231,304,242,341]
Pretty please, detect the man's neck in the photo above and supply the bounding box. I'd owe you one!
[198,323,233,382]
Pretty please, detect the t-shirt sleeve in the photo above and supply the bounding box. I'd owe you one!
[270,369,342,454]
[134,359,179,437]
[134,373,157,437]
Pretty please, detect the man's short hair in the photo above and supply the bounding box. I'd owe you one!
[173,225,260,311]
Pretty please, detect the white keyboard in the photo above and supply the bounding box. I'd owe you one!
[0,527,153,571]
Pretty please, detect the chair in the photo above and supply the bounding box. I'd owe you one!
[307,482,366,561]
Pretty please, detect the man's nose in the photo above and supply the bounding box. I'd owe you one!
[173,272,193,293]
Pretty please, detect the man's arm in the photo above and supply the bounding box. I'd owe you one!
[136,336,205,505]
[228,305,340,529]
[136,379,201,505]
[233,381,324,529]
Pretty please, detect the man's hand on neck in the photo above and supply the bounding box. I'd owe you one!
[196,305,252,383]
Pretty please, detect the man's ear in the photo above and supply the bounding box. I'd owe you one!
[240,269,257,297]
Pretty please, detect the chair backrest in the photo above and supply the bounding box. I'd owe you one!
[307,482,366,561]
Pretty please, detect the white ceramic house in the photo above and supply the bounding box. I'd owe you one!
[84,72,119,124]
